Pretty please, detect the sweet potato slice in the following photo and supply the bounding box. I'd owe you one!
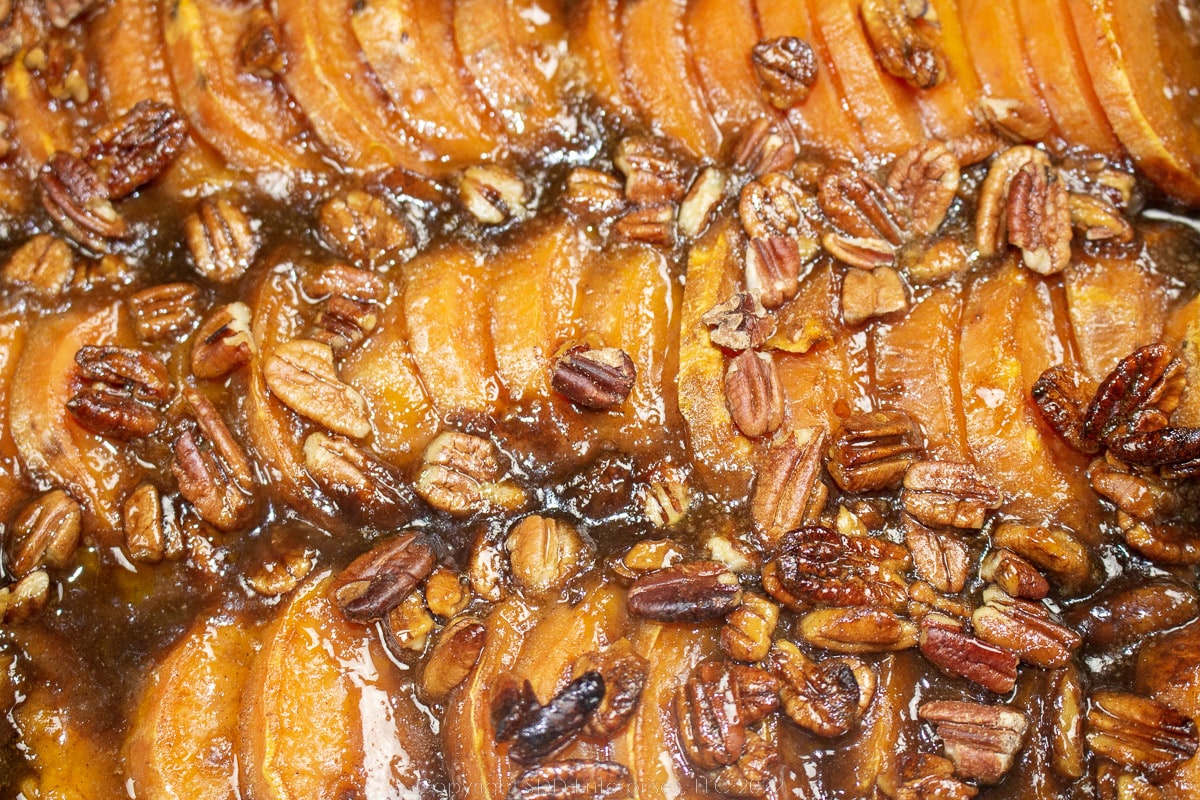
[0,316,29,522]
[1012,0,1121,155]
[1066,0,1200,204]
[162,0,325,173]
[240,574,438,800]
[126,614,260,800]
[685,0,777,137]
[905,0,982,141]
[2,12,79,176]
[620,0,722,159]
[1166,293,1200,427]
[755,0,865,159]
[351,0,503,165]
[568,0,636,115]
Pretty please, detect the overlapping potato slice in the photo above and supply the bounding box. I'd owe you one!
[754,0,865,159]
[489,215,589,402]
[1067,0,1200,203]
[1064,252,1171,383]
[404,242,501,418]
[905,0,982,141]
[351,0,504,165]
[271,0,437,173]
[1012,0,1120,155]
[0,315,29,521]
[873,286,970,460]
[958,260,1097,535]
[240,574,439,800]
[126,614,260,800]
[806,0,923,155]
[568,0,636,115]
[2,13,80,176]
[685,0,777,138]
[678,217,754,497]
[162,0,325,174]
[620,0,722,159]
[453,0,569,146]
[1166,292,1200,427]
[9,303,142,541]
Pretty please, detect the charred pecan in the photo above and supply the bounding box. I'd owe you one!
[1031,365,1096,453]
[506,760,631,800]
[819,164,906,245]
[902,461,1002,530]
[331,533,436,622]
[171,388,256,532]
[772,526,910,611]
[191,302,255,380]
[303,431,416,520]
[574,641,649,738]
[39,153,126,250]
[861,0,946,89]
[918,613,1019,694]
[920,701,1028,786]
[725,350,783,438]
[68,345,172,439]
[887,141,960,235]
[505,515,589,599]
[992,521,1093,593]
[903,516,969,594]
[262,339,371,438]
[1087,692,1199,784]
[613,203,674,246]
[1006,160,1072,275]
[551,343,636,410]
[702,292,776,352]
[1069,192,1134,243]
[562,167,626,218]
[731,118,797,177]
[1069,580,1199,649]
[185,198,260,284]
[879,754,978,800]
[745,236,802,310]
[2,234,74,294]
[768,640,876,737]
[493,675,541,743]
[751,36,817,109]
[317,190,412,265]
[85,100,187,199]
[828,410,922,492]
[627,562,743,622]
[979,549,1049,600]
[613,135,691,205]
[709,730,780,799]
[460,165,529,225]
[130,282,203,342]
[799,606,918,653]
[421,616,486,701]
[508,672,606,765]
[721,593,780,663]
[676,660,780,770]
[822,232,896,270]
[6,490,81,578]
[1082,344,1185,448]
[972,586,1081,669]
[239,7,286,77]
[414,431,527,516]
[678,167,726,238]
[0,570,51,624]
[1110,427,1200,479]
[750,428,829,548]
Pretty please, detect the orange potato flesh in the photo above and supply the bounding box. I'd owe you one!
[873,286,970,460]
[0,316,29,521]
[453,0,570,146]
[1166,293,1200,427]
[620,0,723,159]
[568,0,636,115]
[2,12,79,176]
[754,0,866,159]
[162,0,325,173]
[1012,0,1121,155]
[904,0,982,141]
[807,0,924,156]
[685,0,778,138]
[352,0,504,165]
[126,614,260,800]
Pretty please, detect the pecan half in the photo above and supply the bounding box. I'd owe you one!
[303,431,416,520]
[1120,515,1200,566]
[1006,160,1072,275]
[2,234,74,295]
[678,166,726,238]
[751,36,817,109]
[676,660,780,770]
[992,521,1093,593]
[822,232,896,270]
[861,0,946,89]
[750,427,829,548]
[506,515,589,599]
[768,640,875,737]
[122,482,179,565]
[331,533,436,622]
[460,165,529,225]
[1089,457,1184,520]
[130,282,203,342]
[550,343,636,410]
[414,431,527,516]
[262,339,371,438]
[317,190,412,265]
[562,167,626,219]
[6,490,82,578]
[829,410,922,492]
[887,141,960,235]
[185,198,260,284]
[918,613,1019,694]
[1083,344,1185,448]
[1087,692,1199,784]
[976,146,1050,259]
[739,172,817,242]
[702,292,776,352]
[85,100,188,199]
[972,586,1081,669]
[68,345,172,439]
[191,302,255,380]
[39,153,126,250]
[920,701,1028,786]
[627,561,743,623]
[709,730,780,800]
[903,516,969,594]
[1069,580,1199,650]
[1110,427,1200,479]
[421,616,486,701]
[613,135,690,205]
[902,461,1002,530]
[506,760,631,800]
[0,570,51,624]
[979,549,1048,600]
[721,593,780,663]
[613,203,674,245]
[171,388,256,532]
[819,164,906,245]
[725,350,783,438]
[772,526,910,611]
[1050,666,1087,781]
[842,265,909,325]
[1031,365,1096,453]
[799,606,918,653]
[507,672,606,765]
[574,641,649,738]
[745,236,803,309]
[1069,192,1134,243]
[732,118,797,177]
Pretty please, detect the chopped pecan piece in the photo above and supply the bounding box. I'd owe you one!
[423,567,470,619]
[129,282,203,342]
[562,167,626,218]
[6,490,81,578]
[262,339,371,438]
[382,592,435,654]
[878,754,978,800]
[68,345,172,439]
[185,198,260,284]
[414,431,527,516]
[819,164,906,245]
[702,292,776,352]
[39,153,126,250]
[506,760,631,800]
[303,431,416,520]
[245,537,315,597]
[887,141,960,235]
[979,549,1048,600]
[861,0,946,89]
[842,265,908,326]
[0,570,51,625]
[171,388,256,532]
[745,236,802,309]
[972,586,1081,669]
[829,410,922,492]
[574,640,649,738]
[1069,192,1134,243]
[903,516,969,594]
[421,616,486,701]
[551,343,636,410]
[85,100,188,199]
[317,190,412,265]
[613,203,674,246]
[1087,692,1199,784]
[45,0,100,28]
[948,131,1006,167]
[239,7,286,77]
[612,538,685,581]
[918,613,1019,694]
[1082,344,1185,447]
[507,672,606,765]
[614,135,690,205]
[768,639,876,737]
[732,118,797,177]
[2,234,74,294]
[676,660,780,770]
[460,165,529,225]
[331,532,436,622]
[799,607,918,654]
[750,428,829,548]
[642,476,689,528]
[627,561,743,623]
[772,526,910,611]
[678,166,726,238]
[191,302,255,380]
[725,350,783,438]
[505,515,589,599]
[721,593,780,663]
[751,36,817,109]
[902,461,1002,530]
[122,482,175,565]
[920,701,1029,786]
